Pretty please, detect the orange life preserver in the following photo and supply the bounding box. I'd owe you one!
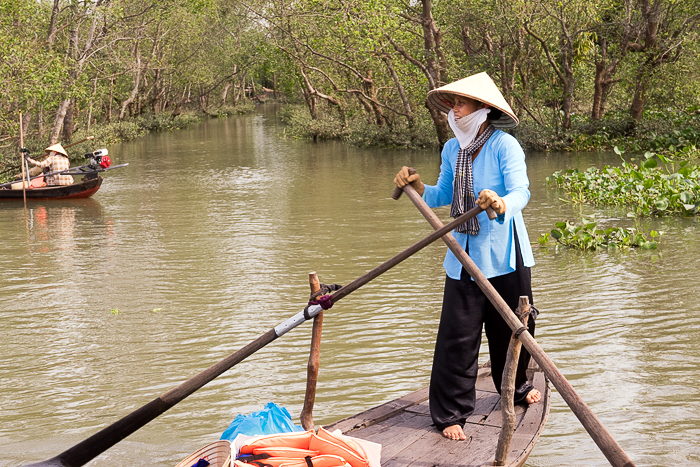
[236,428,369,467]
[235,454,349,467]
[252,447,319,458]
[309,431,369,467]
[238,430,314,455]
[29,176,46,188]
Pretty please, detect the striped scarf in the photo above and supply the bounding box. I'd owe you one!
[450,124,496,234]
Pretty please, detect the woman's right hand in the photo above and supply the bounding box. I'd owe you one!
[394,166,424,196]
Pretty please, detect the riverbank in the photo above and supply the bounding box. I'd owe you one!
[280,103,700,161]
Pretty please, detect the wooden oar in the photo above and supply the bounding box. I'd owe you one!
[397,183,637,467]
[23,204,488,467]
[64,136,94,149]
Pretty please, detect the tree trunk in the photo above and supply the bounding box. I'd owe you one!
[62,102,73,142]
[222,82,232,105]
[120,41,141,120]
[382,55,414,127]
[363,70,386,127]
[591,62,605,120]
[107,78,114,123]
[37,105,44,137]
[221,65,236,105]
[355,94,373,122]
[50,98,71,144]
[46,0,60,47]
[630,76,648,121]
[22,110,31,138]
[421,0,444,87]
[562,81,574,129]
[426,101,451,148]
[298,71,318,119]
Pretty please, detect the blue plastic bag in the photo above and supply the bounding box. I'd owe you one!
[220,402,304,441]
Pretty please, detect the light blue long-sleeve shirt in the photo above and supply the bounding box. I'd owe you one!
[422,131,535,280]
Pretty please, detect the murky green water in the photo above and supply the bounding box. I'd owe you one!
[1,108,699,466]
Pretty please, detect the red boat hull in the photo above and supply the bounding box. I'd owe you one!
[0,177,103,201]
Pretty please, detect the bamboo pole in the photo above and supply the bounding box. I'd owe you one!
[19,111,27,207]
[300,272,323,430]
[494,296,530,465]
[398,184,636,467]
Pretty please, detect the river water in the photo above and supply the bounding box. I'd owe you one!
[1,108,699,467]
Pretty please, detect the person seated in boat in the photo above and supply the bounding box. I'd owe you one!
[394,72,541,441]
[25,143,74,186]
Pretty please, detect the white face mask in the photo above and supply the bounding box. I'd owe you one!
[448,108,491,149]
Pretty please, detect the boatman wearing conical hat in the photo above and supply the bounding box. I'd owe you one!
[25,143,74,186]
[394,72,540,441]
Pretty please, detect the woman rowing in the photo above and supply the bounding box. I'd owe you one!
[394,72,540,441]
[25,143,74,186]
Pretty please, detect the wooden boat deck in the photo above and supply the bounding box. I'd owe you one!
[325,361,550,467]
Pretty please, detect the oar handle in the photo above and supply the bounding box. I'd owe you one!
[390,167,416,200]
[392,167,497,220]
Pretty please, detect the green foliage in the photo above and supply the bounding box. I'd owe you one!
[2,0,700,155]
[547,147,700,216]
[279,104,437,148]
[558,109,700,158]
[279,106,351,141]
[215,102,256,117]
[538,219,662,250]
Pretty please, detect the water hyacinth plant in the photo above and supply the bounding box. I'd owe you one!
[538,219,662,250]
[547,147,700,216]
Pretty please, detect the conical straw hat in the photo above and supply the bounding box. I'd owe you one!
[45,143,68,156]
[427,72,519,128]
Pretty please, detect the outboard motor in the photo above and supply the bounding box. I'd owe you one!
[85,149,111,169]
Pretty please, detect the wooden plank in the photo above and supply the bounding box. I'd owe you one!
[475,366,498,393]
[382,428,453,467]
[478,399,525,428]
[350,412,434,460]
[325,387,429,434]
[386,424,502,467]
[438,425,503,467]
[465,392,501,424]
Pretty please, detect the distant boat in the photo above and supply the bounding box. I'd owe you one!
[0,176,103,201]
[0,154,128,201]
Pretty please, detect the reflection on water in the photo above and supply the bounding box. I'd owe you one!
[1,110,699,466]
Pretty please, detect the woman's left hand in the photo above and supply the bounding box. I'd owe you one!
[477,189,506,214]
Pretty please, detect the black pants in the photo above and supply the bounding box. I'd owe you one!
[429,232,535,431]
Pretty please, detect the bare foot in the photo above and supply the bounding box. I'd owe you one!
[525,388,541,404]
[442,424,466,441]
